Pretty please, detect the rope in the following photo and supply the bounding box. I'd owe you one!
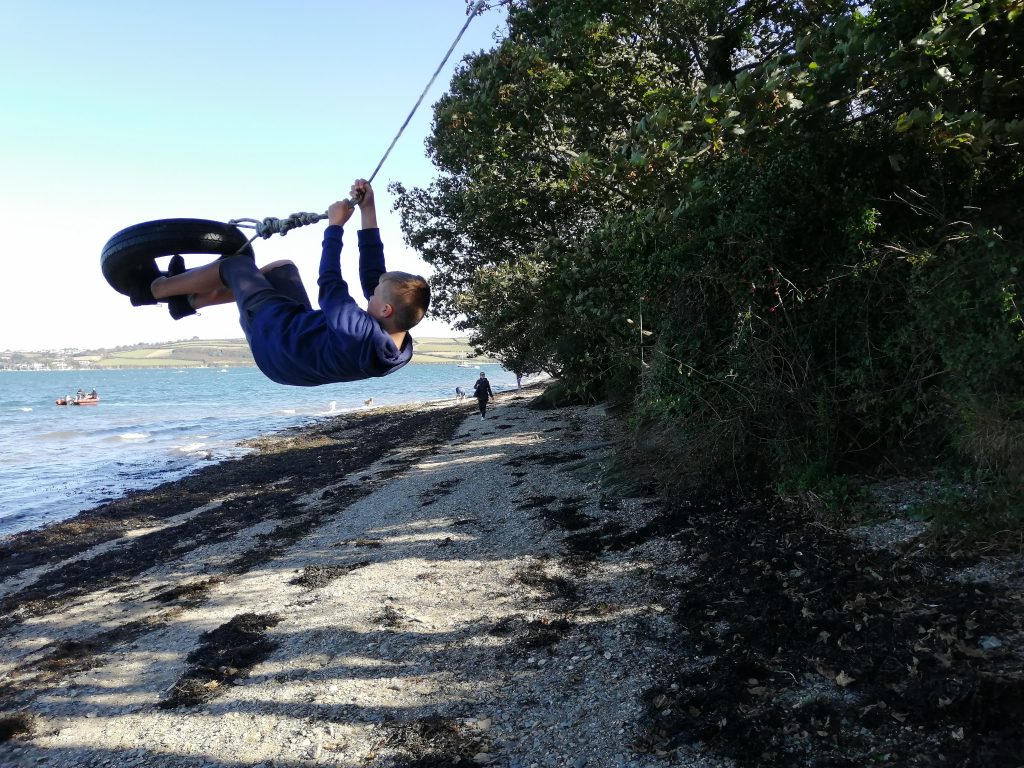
[230,212,326,240]
[363,0,488,186]
[229,0,487,247]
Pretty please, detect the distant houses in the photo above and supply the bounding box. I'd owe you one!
[0,349,89,371]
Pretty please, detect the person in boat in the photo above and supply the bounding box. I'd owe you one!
[76,388,85,400]
[142,180,429,387]
[89,389,98,399]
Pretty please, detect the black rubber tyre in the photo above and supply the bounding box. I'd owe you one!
[100,219,255,297]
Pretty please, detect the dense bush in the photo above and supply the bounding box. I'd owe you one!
[396,0,1023,512]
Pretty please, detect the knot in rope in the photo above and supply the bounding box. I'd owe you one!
[229,211,327,239]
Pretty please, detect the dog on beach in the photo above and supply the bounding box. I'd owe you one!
[364,398,374,407]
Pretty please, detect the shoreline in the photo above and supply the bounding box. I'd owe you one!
[0,395,486,584]
[1,390,1021,767]
[0,370,540,542]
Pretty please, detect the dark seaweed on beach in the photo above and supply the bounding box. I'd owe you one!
[292,560,371,590]
[417,477,463,506]
[515,567,579,602]
[377,714,488,767]
[504,450,585,468]
[624,497,1024,767]
[485,612,575,651]
[0,405,468,630]
[160,612,282,709]
[147,578,224,606]
[373,605,410,628]
[519,617,574,650]
[519,495,595,532]
[0,712,35,743]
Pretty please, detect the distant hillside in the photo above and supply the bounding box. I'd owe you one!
[74,339,256,369]
[405,337,497,366]
[2,337,496,371]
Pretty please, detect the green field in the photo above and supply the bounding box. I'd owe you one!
[5,336,495,371]
[409,337,494,365]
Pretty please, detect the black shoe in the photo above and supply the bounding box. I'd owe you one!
[166,255,196,320]
[128,260,163,306]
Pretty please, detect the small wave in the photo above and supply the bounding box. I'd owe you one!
[177,442,207,453]
[17,407,32,412]
[118,432,151,441]
[280,408,297,415]
[36,430,86,441]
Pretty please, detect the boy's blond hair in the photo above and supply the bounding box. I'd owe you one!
[380,271,430,331]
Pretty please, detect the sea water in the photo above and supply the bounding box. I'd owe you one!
[0,363,519,537]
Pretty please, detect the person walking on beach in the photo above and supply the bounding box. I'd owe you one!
[142,180,430,387]
[473,371,494,419]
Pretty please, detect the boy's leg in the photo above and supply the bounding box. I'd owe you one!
[153,259,310,311]
[151,261,225,301]
[190,285,236,310]
[260,261,313,311]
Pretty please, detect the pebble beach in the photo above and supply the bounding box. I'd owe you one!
[1,388,1021,768]
[0,389,703,768]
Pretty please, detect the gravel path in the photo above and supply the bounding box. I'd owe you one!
[0,395,725,768]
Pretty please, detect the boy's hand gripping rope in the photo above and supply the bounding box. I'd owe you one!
[226,0,487,254]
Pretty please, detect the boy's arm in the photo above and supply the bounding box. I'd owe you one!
[317,199,355,302]
[353,179,386,300]
[357,179,378,230]
[357,231,386,300]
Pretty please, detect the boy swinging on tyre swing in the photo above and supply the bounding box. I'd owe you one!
[138,180,430,387]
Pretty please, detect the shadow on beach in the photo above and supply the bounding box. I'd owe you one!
[2,387,1022,768]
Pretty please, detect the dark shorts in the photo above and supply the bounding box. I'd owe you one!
[218,256,312,339]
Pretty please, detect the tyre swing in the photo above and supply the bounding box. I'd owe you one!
[100,1,486,302]
[101,219,256,300]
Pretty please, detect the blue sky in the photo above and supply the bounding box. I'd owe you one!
[0,2,503,350]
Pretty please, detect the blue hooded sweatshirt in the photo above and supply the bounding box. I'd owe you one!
[247,226,413,386]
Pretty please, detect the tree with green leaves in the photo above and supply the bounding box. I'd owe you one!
[397,0,1023,506]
